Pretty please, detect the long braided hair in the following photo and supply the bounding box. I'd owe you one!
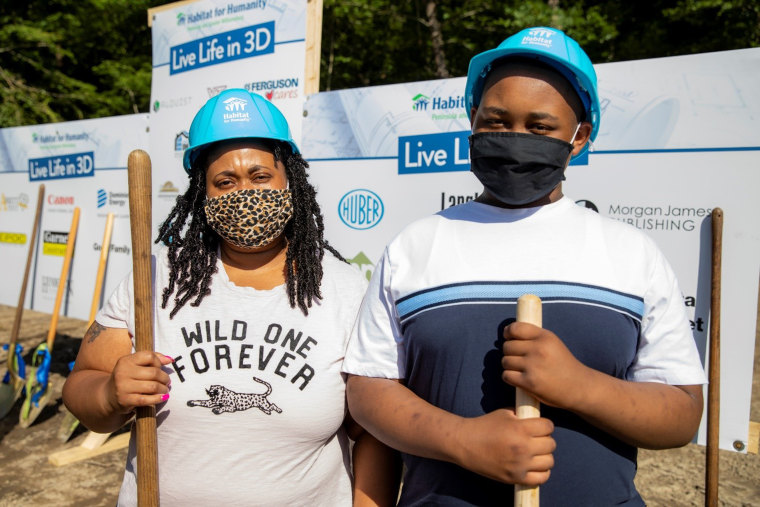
[155,140,344,318]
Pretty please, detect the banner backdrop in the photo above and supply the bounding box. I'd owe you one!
[303,48,760,452]
[149,0,307,238]
[0,114,150,321]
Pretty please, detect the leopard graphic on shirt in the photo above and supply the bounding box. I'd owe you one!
[187,377,282,415]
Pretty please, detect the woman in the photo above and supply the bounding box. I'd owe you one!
[63,89,399,506]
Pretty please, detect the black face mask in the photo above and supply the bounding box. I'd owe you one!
[469,132,574,206]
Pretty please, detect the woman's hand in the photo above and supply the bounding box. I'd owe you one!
[107,351,174,414]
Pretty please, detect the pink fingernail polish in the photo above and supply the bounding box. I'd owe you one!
[161,393,170,401]
[163,355,175,362]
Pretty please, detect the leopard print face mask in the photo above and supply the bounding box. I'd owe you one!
[204,189,293,249]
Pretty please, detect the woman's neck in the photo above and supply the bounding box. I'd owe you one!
[219,237,288,290]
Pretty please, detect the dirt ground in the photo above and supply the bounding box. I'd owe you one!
[0,303,758,506]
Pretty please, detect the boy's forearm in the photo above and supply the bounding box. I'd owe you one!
[569,369,703,449]
[346,375,465,464]
[62,370,131,434]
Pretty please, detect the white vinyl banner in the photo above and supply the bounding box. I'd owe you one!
[303,48,760,452]
[0,114,150,321]
[149,0,307,239]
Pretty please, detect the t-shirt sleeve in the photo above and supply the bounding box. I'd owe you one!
[627,246,707,385]
[342,248,406,379]
[95,271,134,334]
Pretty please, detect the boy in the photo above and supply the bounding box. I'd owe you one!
[343,27,706,505]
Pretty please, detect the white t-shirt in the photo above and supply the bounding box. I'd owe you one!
[342,196,706,506]
[97,247,367,506]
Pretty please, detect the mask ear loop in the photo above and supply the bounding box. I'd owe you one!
[569,122,582,144]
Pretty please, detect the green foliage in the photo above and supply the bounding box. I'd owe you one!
[0,0,161,127]
[321,0,759,91]
[0,0,757,127]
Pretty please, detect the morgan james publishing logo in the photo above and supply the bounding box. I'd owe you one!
[159,181,181,200]
[0,193,29,212]
[338,189,384,230]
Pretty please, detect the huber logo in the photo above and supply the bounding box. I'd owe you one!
[177,12,186,25]
[97,189,107,208]
[338,189,384,230]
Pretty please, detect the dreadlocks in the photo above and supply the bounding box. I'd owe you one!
[155,141,344,318]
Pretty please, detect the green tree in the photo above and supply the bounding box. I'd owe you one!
[0,0,160,127]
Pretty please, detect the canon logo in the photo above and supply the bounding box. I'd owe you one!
[48,195,74,205]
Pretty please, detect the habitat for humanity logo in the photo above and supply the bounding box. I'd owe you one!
[521,28,555,48]
[412,94,430,111]
[222,97,250,123]
[338,189,384,230]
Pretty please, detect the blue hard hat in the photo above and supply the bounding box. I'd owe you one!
[465,27,600,156]
[183,88,299,172]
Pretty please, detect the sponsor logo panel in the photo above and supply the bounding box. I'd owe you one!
[338,189,384,230]
[0,193,29,212]
[170,21,275,75]
[42,230,68,256]
[29,152,95,181]
[0,232,26,245]
[398,131,470,174]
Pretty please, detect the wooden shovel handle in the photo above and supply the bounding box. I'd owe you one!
[88,213,114,325]
[705,208,723,507]
[46,206,80,350]
[514,294,541,507]
[7,184,44,377]
[127,149,159,506]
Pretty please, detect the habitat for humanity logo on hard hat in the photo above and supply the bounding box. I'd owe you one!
[222,97,250,123]
[521,28,555,48]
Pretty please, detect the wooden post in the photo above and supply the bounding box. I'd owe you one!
[514,294,541,507]
[128,150,159,507]
[705,208,723,507]
[305,0,324,95]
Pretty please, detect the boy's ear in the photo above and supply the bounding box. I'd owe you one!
[470,106,478,127]
[571,122,593,156]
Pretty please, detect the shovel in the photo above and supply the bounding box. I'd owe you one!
[19,207,80,428]
[57,213,114,441]
[0,184,45,419]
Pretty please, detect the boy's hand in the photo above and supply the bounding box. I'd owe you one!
[455,408,555,485]
[502,322,592,410]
